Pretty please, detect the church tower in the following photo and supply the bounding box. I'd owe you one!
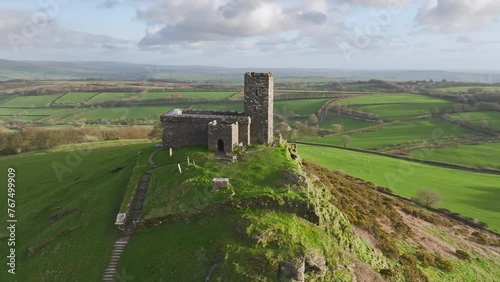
[244,72,274,144]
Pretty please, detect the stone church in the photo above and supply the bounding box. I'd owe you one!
[161,72,274,153]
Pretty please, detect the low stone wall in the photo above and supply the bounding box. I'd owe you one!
[136,196,319,230]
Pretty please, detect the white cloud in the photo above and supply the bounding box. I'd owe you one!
[335,0,408,6]
[416,0,500,33]
[0,8,129,52]
[136,0,335,48]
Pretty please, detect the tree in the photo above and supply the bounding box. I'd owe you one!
[341,135,352,148]
[412,188,442,208]
[275,122,291,138]
[330,124,343,134]
[307,114,319,126]
[148,123,163,140]
[479,120,489,129]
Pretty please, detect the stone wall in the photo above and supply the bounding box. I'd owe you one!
[162,119,208,148]
[244,72,274,144]
[207,121,239,153]
[161,110,250,149]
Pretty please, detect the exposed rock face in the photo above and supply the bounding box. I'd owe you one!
[285,169,307,187]
[278,257,305,282]
[305,251,327,275]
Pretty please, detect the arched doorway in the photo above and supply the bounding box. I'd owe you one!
[217,139,224,152]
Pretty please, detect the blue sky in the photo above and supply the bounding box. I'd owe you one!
[0,0,500,70]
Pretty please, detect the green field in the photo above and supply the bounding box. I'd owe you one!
[335,93,449,105]
[24,108,68,116]
[1,94,64,108]
[275,99,329,116]
[446,111,500,131]
[0,93,12,102]
[298,144,500,232]
[319,116,375,131]
[353,102,456,120]
[140,91,236,101]
[39,108,90,121]
[8,115,45,121]
[190,102,243,111]
[68,105,183,121]
[408,143,500,170]
[436,86,500,93]
[310,118,474,150]
[0,107,25,115]
[89,92,138,104]
[0,140,154,281]
[55,92,100,104]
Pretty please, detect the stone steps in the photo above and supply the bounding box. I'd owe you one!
[102,236,130,281]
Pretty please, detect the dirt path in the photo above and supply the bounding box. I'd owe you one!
[102,148,160,281]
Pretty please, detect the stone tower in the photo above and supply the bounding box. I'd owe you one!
[244,72,274,144]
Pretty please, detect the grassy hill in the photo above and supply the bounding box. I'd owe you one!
[0,140,154,281]
[1,141,499,281]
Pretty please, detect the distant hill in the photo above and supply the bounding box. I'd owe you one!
[1,59,499,83]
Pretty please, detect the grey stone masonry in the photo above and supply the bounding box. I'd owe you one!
[244,72,274,144]
[207,120,239,153]
[161,110,250,149]
[161,72,274,152]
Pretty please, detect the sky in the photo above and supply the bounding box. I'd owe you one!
[0,0,499,70]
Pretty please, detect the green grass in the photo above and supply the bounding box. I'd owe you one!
[8,115,45,121]
[68,105,185,121]
[119,209,348,281]
[436,86,500,93]
[89,92,138,104]
[319,116,376,131]
[0,140,153,281]
[139,91,236,101]
[39,108,89,121]
[55,92,100,104]
[335,93,449,105]
[353,103,456,120]
[0,108,25,115]
[275,99,329,116]
[446,111,500,131]
[24,108,68,116]
[298,144,500,232]
[142,147,300,220]
[408,142,500,170]
[310,118,474,150]
[1,94,64,108]
[191,102,243,111]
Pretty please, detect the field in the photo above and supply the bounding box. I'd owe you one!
[0,108,25,115]
[408,143,500,170]
[446,111,500,131]
[67,105,183,121]
[436,86,500,93]
[275,99,329,116]
[2,94,64,108]
[190,102,243,111]
[0,140,154,281]
[54,92,100,104]
[310,118,474,150]
[319,116,375,131]
[334,93,449,105]
[89,92,138,104]
[139,91,236,101]
[353,103,455,120]
[24,108,68,116]
[298,144,500,232]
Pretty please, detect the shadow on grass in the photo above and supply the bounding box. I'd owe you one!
[460,186,500,213]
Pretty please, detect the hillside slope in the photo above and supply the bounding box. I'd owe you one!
[0,141,498,281]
